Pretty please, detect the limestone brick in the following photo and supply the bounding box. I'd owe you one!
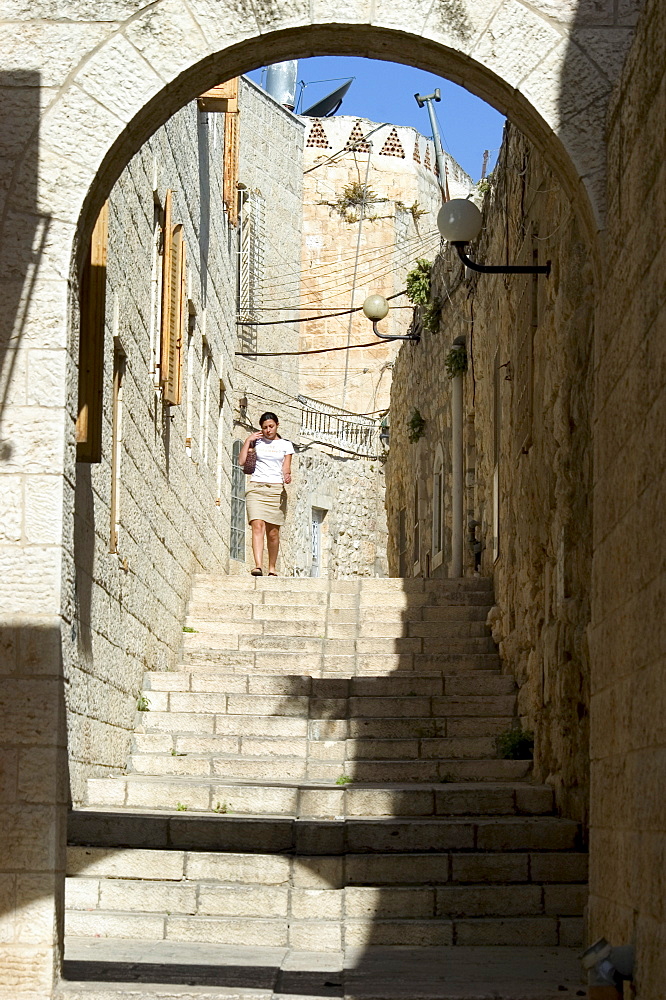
[0,0,658,992]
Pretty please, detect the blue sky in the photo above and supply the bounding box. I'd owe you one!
[247,57,505,181]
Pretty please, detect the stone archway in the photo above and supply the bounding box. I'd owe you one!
[0,1,649,996]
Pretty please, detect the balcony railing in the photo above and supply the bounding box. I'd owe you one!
[298,394,381,458]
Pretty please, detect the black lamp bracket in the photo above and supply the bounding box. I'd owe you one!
[453,241,551,276]
[372,321,420,343]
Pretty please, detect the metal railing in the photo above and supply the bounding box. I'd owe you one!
[298,394,381,458]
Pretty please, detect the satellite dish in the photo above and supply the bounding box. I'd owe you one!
[302,79,353,117]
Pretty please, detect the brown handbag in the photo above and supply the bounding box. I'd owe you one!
[242,442,257,475]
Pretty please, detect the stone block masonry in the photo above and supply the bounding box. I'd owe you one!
[387,122,594,830]
[64,80,305,808]
[0,0,659,995]
[64,574,587,980]
[588,0,666,994]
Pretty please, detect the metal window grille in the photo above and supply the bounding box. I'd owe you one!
[230,440,246,561]
[237,190,265,354]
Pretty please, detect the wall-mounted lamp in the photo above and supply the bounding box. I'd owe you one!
[363,294,420,342]
[379,417,390,446]
[437,199,551,276]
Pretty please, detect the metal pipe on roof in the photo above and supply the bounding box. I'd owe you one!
[265,61,298,110]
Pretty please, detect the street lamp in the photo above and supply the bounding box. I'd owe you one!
[437,199,551,276]
[362,294,420,342]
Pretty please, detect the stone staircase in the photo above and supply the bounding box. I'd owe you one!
[63,575,587,995]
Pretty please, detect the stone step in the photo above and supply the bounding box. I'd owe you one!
[185,617,494,636]
[68,811,581,854]
[59,937,587,999]
[142,672,515,697]
[84,778,550,816]
[137,692,517,720]
[126,754,529,784]
[182,635,498,655]
[64,909,583,950]
[131,734,500,761]
[64,913,584,951]
[180,651,502,675]
[136,714,514,742]
[191,575,494,593]
[186,602,493,623]
[64,845,586,949]
[66,846,588,888]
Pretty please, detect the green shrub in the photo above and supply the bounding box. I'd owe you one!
[495,726,534,760]
[444,345,468,378]
[405,259,432,306]
[407,408,426,443]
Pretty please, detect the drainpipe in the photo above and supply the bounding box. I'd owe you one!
[450,341,464,578]
[264,61,298,110]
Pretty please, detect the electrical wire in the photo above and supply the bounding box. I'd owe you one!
[258,229,439,287]
[238,289,406,328]
[260,240,439,307]
[236,339,391,358]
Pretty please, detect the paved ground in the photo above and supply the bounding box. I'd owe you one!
[59,938,586,1000]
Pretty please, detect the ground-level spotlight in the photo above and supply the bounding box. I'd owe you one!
[437,198,551,276]
[580,938,634,999]
[363,294,419,342]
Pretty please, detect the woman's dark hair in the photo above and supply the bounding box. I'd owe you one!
[259,411,279,426]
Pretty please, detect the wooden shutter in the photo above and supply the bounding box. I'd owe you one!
[76,201,109,462]
[198,77,239,113]
[160,192,185,406]
[224,108,240,225]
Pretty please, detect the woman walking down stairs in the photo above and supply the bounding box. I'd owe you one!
[62,575,587,1000]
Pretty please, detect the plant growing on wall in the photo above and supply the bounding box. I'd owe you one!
[396,200,428,230]
[445,345,468,378]
[405,258,432,305]
[423,300,442,335]
[495,725,534,760]
[407,408,426,442]
[322,181,382,223]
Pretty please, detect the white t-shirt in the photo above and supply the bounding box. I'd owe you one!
[250,437,294,484]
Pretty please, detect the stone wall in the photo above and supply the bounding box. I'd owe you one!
[231,77,304,575]
[65,80,306,802]
[65,99,235,803]
[298,117,467,415]
[291,446,388,578]
[387,122,594,827]
[588,0,666,990]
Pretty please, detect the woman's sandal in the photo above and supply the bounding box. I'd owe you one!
[250,567,263,576]
[268,572,278,577]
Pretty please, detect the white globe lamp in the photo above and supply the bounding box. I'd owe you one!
[437,199,483,243]
[362,294,390,321]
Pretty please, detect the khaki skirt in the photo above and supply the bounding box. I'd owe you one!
[245,482,288,526]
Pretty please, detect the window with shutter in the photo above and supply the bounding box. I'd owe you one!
[109,342,126,553]
[76,201,109,462]
[160,192,185,406]
[223,93,240,225]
